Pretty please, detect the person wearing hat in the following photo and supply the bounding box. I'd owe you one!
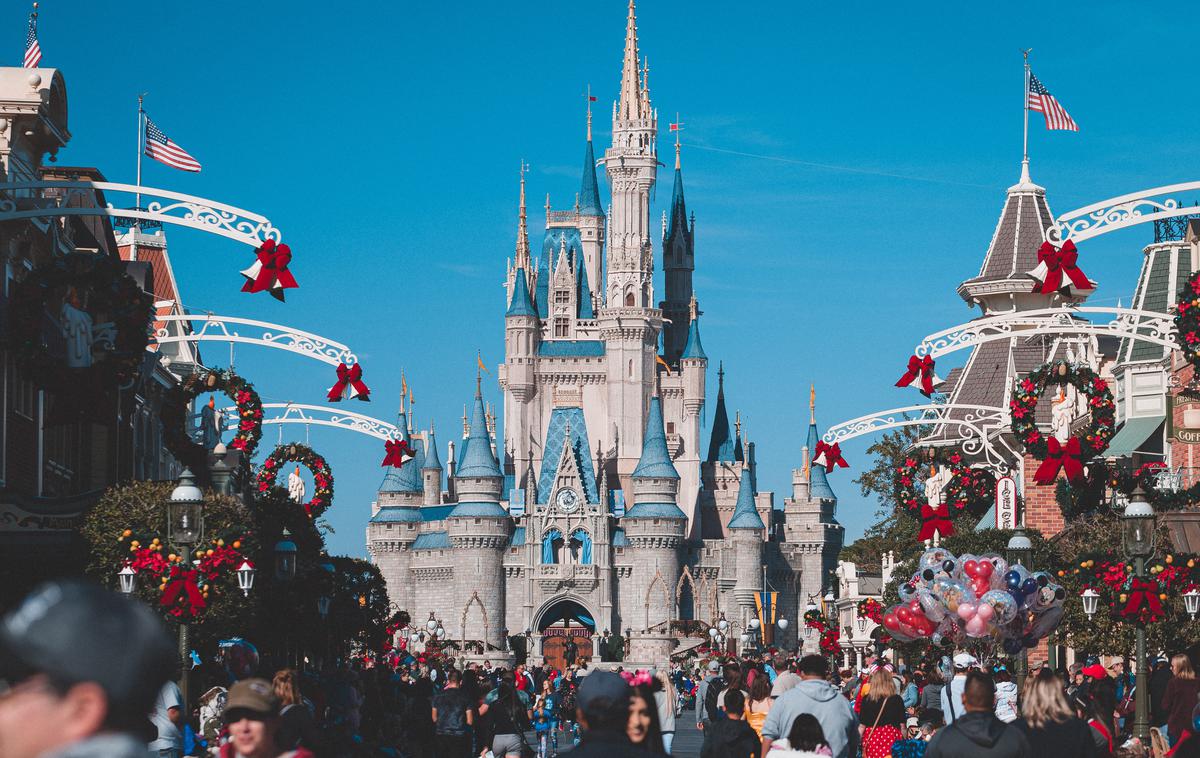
[939,653,977,725]
[567,670,647,757]
[0,580,177,758]
[696,660,723,731]
[219,678,314,758]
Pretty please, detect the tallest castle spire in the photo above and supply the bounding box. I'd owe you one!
[617,0,646,122]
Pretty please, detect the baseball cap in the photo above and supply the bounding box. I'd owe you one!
[0,581,175,714]
[1081,664,1109,679]
[770,671,801,697]
[576,670,630,710]
[906,716,920,729]
[707,660,721,672]
[224,678,280,718]
[952,653,977,669]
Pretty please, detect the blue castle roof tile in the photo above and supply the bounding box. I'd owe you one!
[369,506,421,523]
[456,389,502,479]
[506,268,537,318]
[537,340,605,357]
[448,501,509,518]
[411,531,451,550]
[633,396,679,479]
[537,407,599,502]
[728,469,765,530]
[623,502,687,520]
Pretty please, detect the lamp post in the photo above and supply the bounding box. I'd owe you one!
[167,469,204,707]
[1121,484,1156,743]
[1006,526,1033,692]
[1185,588,1200,620]
[236,561,256,597]
[274,528,297,582]
[1081,588,1101,619]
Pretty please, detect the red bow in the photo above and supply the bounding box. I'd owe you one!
[1032,240,1091,296]
[240,239,299,302]
[1033,436,1084,484]
[918,503,954,541]
[327,363,371,402]
[1120,578,1164,623]
[813,441,848,473]
[381,438,414,468]
[160,568,206,618]
[895,355,941,396]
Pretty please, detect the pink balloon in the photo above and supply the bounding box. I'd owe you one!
[957,602,976,621]
[976,603,995,621]
[965,616,988,636]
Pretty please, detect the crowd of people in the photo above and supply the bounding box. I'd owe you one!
[2,580,1199,758]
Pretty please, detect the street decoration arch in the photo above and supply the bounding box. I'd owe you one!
[1046,181,1200,245]
[912,307,1176,361]
[218,403,401,442]
[162,369,264,469]
[1009,361,1114,485]
[255,443,334,519]
[0,180,281,249]
[10,252,153,398]
[822,403,1018,474]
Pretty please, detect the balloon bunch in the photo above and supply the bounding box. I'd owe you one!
[882,548,1066,652]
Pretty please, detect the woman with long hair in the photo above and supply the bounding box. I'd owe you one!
[769,713,832,758]
[481,680,531,758]
[1012,669,1095,757]
[653,669,677,755]
[1164,654,1200,746]
[272,668,318,751]
[628,681,667,754]
[746,671,773,739]
[858,667,905,758]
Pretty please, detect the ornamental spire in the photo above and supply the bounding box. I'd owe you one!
[514,161,530,271]
[617,0,645,122]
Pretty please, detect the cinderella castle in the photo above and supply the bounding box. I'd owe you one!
[367,1,844,663]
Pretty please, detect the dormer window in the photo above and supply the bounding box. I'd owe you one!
[555,289,570,305]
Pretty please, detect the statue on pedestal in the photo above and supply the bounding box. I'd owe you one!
[922,463,953,505]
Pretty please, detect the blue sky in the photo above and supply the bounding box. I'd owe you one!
[35,1,1200,556]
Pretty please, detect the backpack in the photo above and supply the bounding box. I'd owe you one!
[704,677,726,722]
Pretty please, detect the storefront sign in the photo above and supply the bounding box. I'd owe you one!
[995,477,1017,529]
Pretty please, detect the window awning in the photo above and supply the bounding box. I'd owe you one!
[1104,415,1165,459]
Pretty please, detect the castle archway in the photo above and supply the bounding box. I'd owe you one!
[532,595,596,670]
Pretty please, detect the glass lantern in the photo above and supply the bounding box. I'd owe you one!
[1184,588,1200,620]
[236,560,256,597]
[748,618,760,630]
[777,618,789,631]
[1120,487,1156,559]
[1081,588,1101,619]
[274,528,297,582]
[427,613,439,632]
[717,614,729,633]
[167,468,204,547]
[117,565,137,595]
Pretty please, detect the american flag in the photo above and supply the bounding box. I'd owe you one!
[22,13,40,68]
[1027,72,1078,132]
[144,118,201,172]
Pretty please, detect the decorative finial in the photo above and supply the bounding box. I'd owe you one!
[585,84,594,142]
[718,361,725,387]
[689,294,698,322]
[671,113,683,170]
[734,411,742,439]
[810,384,816,424]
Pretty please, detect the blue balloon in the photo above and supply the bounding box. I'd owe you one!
[1021,578,1038,596]
[1002,638,1023,654]
[1004,569,1022,590]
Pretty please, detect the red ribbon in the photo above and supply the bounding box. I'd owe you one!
[1033,436,1084,484]
[895,355,938,396]
[241,240,299,301]
[1033,240,1091,295]
[813,441,848,473]
[381,438,414,468]
[327,363,371,402]
[918,503,954,541]
[160,568,206,617]
[1120,578,1164,622]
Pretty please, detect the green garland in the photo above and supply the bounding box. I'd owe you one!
[892,447,992,519]
[1056,462,1200,518]
[1174,271,1200,374]
[161,369,264,470]
[256,443,334,519]
[8,253,153,399]
[1010,361,1115,463]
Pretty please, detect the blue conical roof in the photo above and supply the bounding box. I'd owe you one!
[422,426,442,471]
[457,384,502,478]
[506,268,537,318]
[576,262,594,319]
[728,468,765,530]
[807,419,836,500]
[633,396,679,479]
[579,139,604,217]
[682,313,706,360]
[707,365,736,463]
[380,410,420,493]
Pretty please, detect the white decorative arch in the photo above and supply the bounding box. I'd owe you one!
[1049,181,1200,245]
[913,306,1175,360]
[0,180,281,248]
[154,312,359,367]
[822,403,1018,473]
[218,403,401,441]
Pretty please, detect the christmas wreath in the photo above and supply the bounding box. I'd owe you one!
[856,598,884,624]
[118,526,254,622]
[1175,271,1200,375]
[8,253,153,403]
[256,443,334,518]
[1010,361,1115,484]
[893,448,993,540]
[161,369,264,470]
[803,608,842,656]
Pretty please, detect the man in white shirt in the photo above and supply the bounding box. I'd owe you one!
[939,653,977,724]
[149,680,184,758]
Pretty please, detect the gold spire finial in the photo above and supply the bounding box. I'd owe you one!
[810,384,816,424]
[515,161,530,269]
[689,294,698,322]
[735,410,742,438]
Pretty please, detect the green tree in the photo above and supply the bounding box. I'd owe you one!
[839,426,925,572]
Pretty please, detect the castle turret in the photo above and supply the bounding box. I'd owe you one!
[448,381,510,650]
[623,395,686,634]
[378,403,423,505]
[661,136,694,364]
[677,295,707,536]
[728,467,765,611]
[578,101,606,304]
[421,423,443,506]
[367,503,421,615]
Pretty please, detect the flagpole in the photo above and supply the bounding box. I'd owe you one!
[1021,49,1032,184]
[132,94,145,261]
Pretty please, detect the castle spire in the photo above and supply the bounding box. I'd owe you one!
[728,467,765,530]
[707,362,736,463]
[806,388,836,500]
[514,161,531,271]
[617,0,645,121]
[810,383,816,424]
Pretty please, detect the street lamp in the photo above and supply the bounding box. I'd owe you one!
[1120,484,1157,744]
[777,618,789,631]
[274,528,297,582]
[427,612,439,632]
[167,468,204,547]
[236,561,256,597]
[1185,588,1200,620]
[1081,588,1101,620]
[117,565,136,595]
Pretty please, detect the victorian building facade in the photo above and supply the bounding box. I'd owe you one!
[367,2,845,664]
